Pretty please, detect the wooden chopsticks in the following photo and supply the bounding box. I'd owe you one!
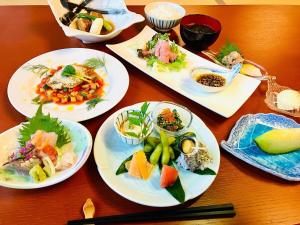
[67,203,235,225]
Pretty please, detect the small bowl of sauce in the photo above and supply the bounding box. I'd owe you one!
[180,14,221,50]
[190,68,229,93]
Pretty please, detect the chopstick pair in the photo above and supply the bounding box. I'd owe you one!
[67,203,235,225]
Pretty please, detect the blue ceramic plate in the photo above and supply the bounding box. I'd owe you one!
[221,113,300,181]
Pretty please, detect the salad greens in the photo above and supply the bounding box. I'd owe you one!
[139,33,187,72]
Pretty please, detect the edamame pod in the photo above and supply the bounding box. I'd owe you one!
[144,143,154,153]
[169,146,175,160]
[160,131,170,165]
[150,143,163,165]
[146,136,160,147]
[168,136,176,145]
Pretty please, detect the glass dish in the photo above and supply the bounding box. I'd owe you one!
[151,101,193,136]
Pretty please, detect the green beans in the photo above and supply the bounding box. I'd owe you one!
[160,131,170,165]
[150,144,163,165]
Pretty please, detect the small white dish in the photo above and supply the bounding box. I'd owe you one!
[0,120,92,189]
[48,0,144,43]
[190,63,242,93]
[114,108,153,145]
[7,48,129,122]
[94,102,220,207]
[144,2,185,32]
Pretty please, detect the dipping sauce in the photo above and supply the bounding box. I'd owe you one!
[148,5,181,20]
[196,74,226,87]
[185,23,215,34]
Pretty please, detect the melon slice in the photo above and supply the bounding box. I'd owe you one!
[128,151,153,180]
[160,165,178,188]
[254,128,300,154]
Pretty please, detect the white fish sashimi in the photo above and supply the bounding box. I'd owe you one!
[31,130,58,149]
[55,143,77,171]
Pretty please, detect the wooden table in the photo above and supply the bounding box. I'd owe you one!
[0,5,300,225]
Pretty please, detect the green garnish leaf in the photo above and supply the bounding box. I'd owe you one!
[86,97,104,110]
[193,168,216,175]
[116,155,133,175]
[32,96,42,105]
[165,177,185,203]
[126,102,152,138]
[62,65,76,77]
[129,111,141,117]
[18,105,71,148]
[23,64,50,77]
[128,117,141,126]
[125,132,139,138]
[141,102,150,116]
[216,40,241,64]
[83,57,106,69]
[77,13,97,21]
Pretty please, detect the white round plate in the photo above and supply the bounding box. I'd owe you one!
[0,120,93,189]
[94,102,220,207]
[7,48,129,121]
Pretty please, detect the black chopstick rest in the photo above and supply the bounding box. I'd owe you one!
[67,203,235,225]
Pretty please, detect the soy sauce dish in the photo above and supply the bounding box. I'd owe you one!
[190,68,228,93]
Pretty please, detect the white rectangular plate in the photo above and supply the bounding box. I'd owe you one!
[107,26,261,118]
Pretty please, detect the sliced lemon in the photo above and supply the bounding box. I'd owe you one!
[42,156,56,177]
[240,63,262,77]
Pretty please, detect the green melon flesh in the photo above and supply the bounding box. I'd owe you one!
[254,128,300,154]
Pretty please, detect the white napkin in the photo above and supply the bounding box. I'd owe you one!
[69,0,127,10]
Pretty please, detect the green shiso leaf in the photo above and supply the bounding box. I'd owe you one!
[216,40,241,64]
[115,155,133,175]
[18,105,71,148]
[193,168,216,175]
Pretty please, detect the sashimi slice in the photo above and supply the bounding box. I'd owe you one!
[128,154,141,179]
[160,165,178,188]
[128,151,154,180]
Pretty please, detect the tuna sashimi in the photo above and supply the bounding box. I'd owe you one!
[160,165,178,188]
[154,40,177,63]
